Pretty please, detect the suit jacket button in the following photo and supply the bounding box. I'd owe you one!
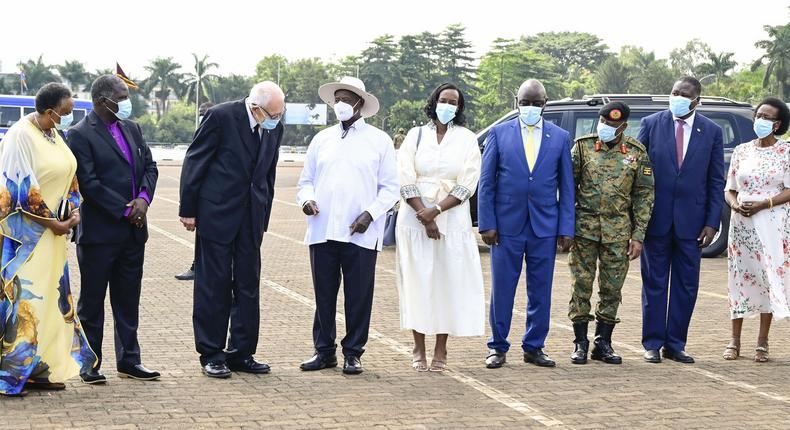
[529,177,534,181]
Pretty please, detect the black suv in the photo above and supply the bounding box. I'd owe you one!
[472,94,758,258]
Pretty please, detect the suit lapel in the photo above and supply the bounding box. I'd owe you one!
[531,121,552,173]
[510,120,530,174]
[235,101,259,159]
[89,113,128,163]
[664,111,680,174]
[681,117,705,171]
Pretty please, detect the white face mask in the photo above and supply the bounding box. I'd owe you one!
[333,100,358,122]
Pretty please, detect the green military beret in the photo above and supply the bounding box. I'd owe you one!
[599,101,630,122]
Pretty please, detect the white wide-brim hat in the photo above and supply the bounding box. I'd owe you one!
[318,76,380,118]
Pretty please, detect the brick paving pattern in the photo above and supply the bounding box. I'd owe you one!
[3,164,790,429]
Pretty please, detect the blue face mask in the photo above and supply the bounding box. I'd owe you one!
[52,110,73,130]
[518,105,543,126]
[753,118,776,138]
[106,97,133,120]
[597,121,621,143]
[669,95,695,117]
[261,117,280,130]
[435,103,457,125]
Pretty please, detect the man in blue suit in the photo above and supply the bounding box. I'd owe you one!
[637,76,724,364]
[478,79,575,369]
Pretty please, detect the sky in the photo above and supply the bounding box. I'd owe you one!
[2,0,789,78]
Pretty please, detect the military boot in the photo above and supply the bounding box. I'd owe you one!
[570,321,589,364]
[591,320,622,364]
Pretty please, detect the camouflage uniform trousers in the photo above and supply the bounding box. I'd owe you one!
[568,236,630,324]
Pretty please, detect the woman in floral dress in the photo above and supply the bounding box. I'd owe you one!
[0,83,97,396]
[724,97,790,362]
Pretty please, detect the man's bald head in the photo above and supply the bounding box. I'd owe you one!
[517,79,548,104]
[249,81,286,115]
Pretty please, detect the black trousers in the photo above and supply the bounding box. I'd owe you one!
[309,241,377,358]
[76,239,145,370]
[193,211,262,365]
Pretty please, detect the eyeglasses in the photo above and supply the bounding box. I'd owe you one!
[252,104,286,121]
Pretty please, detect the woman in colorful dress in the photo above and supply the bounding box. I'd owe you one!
[724,97,790,362]
[0,83,97,397]
[395,83,484,372]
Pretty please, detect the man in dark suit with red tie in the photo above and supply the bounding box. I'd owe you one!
[68,75,160,383]
[179,82,285,378]
[637,76,725,364]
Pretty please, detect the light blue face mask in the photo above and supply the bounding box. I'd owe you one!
[597,121,621,143]
[435,103,457,125]
[52,110,73,130]
[753,118,776,138]
[106,97,133,120]
[518,105,543,126]
[261,117,280,130]
[669,95,695,117]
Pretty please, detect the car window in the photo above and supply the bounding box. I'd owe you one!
[0,106,22,127]
[543,112,562,127]
[703,113,737,148]
[73,109,87,124]
[23,107,36,116]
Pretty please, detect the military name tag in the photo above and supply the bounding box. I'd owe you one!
[642,167,653,176]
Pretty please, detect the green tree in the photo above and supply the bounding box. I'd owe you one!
[359,35,403,116]
[18,55,60,94]
[387,99,425,133]
[208,74,254,103]
[619,46,675,94]
[84,68,114,92]
[717,66,775,104]
[254,54,289,85]
[153,102,196,143]
[669,39,712,76]
[437,25,476,96]
[143,57,184,120]
[522,32,611,79]
[698,51,737,83]
[56,60,88,93]
[594,57,631,93]
[398,33,442,100]
[475,38,561,128]
[184,54,219,106]
[753,24,790,99]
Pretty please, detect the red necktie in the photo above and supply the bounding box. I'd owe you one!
[675,119,685,168]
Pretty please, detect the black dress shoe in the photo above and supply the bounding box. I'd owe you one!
[118,364,161,381]
[228,357,271,374]
[80,368,107,384]
[523,349,556,367]
[343,356,363,375]
[201,361,232,378]
[485,349,507,369]
[175,263,195,281]
[663,348,695,363]
[644,349,661,363]
[300,353,338,371]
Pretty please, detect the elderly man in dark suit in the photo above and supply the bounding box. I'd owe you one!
[179,81,285,378]
[68,74,160,384]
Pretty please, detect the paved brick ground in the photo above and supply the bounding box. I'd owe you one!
[3,164,790,429]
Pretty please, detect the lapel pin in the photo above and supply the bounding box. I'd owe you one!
[546,134,550,138]
[697,128,701,133]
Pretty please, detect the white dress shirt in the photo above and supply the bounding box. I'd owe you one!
[673,111,696,159]
[520,118,544,163]
[245,98,263,138]
[297,118,399,251]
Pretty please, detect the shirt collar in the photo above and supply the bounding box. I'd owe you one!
[427,121,456,131]
[520,118,543,130]
[245,98,258,131]
[339,117,366,134]
[673,111,696,127]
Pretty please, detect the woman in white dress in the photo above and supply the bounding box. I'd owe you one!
[724,97,790,362]
[396,83,484,372]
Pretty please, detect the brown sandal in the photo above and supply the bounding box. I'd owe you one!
[755,345,769,362]
[722,344,739,360]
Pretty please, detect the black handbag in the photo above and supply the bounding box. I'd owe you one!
[383,127,422,247]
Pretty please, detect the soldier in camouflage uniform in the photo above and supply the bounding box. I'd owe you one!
[568,101,655,365]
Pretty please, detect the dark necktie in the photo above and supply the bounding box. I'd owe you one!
[675,119,685,168]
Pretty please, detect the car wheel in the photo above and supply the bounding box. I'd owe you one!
[702,205,731,258]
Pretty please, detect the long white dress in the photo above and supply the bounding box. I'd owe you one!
[726,139,790,319]
[395,122,485,336]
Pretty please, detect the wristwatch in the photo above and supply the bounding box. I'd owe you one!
[434,203,443,214]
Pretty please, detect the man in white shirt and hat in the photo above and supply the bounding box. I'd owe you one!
[296,77,399,375]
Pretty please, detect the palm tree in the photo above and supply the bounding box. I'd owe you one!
[699,52,737,83]
[753,24,790,99]
[18,55,60,94]
[84,68,114,92]
[183,54,218,125]
[143,57,183,119]
[56,60,88,93]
